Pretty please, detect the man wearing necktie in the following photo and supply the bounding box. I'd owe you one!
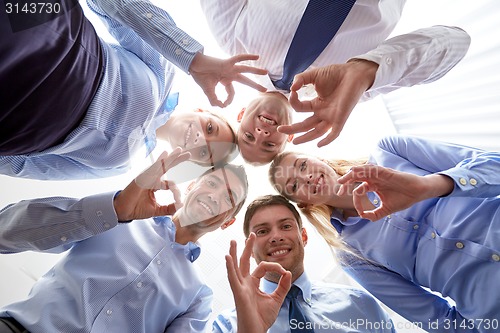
[213,195,396,332]
[201,0,471,164]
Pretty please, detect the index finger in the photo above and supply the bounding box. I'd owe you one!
[239,233,256,276]
[288,90,313,113]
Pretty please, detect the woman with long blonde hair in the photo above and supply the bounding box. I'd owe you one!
[269,135,500,333]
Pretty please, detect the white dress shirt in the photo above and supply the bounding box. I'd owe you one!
[200,0,470,99]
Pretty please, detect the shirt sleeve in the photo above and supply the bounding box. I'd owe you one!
[354,25,471,100]
[0,192,119,254]
[341,253,479,333]
[87,0,203,73]
[212,309,238,333]
[165,284,213,332]
[371,135,500,198]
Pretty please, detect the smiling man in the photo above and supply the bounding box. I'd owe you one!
[0,151,248,333]
[213,195,395,333]
[237,92,293,165]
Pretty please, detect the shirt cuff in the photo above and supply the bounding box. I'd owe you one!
[82,191,120,235]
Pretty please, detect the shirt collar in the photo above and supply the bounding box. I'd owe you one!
[153,215,202,262]
[262,272,312,306]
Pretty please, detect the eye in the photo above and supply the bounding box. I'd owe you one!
[225,194,232,205]
[255,229,268,236]
[282,224,292,230]
[299,160,307,172]
[206,122,213,135]
[291,180,298,193]
[199,147,208,159]
[205,179,216,187]
[244,132,254,141]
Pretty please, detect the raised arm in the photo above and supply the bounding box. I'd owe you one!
[279,26,471,146]
[338,136,500,220]
[88,0,267,107]
[0,149,189,253]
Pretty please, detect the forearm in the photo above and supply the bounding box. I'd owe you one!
[88,0,203,72]
[0,192,118,253]
[354,25,470,99]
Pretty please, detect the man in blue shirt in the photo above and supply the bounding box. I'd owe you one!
[0,0,266,179]
[0,149,249,333]
[214,195,396,333]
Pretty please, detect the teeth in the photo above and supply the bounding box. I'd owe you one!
[259,115,277,126]
[315,175,323,194]
[184,124,192,148]
[198,200,214,215]
[271,249,288,256]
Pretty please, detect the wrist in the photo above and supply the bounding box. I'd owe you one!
[113,191,133,223]
[346,58,378,91]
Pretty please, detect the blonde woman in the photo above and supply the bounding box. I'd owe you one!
[269,135,500,333]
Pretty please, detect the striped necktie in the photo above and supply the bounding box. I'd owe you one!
[273,0,356,91]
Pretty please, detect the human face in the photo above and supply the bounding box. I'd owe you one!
[163,111,235,165]
[180,167,246,230]
[237,93,291,164]
[273,153,340,205]
[249,205,306,281]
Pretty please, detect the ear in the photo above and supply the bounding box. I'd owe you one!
[301,228,308,247]
[287,134,294,143]
[185,181,195,194]
[220,217,236,230]
[237,108,245,123]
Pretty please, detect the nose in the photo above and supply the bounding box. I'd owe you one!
[255,127,270,136]
[269,229,284,243]
[304,173,313,185]
[208,193,219,205]
[193,130,206,145]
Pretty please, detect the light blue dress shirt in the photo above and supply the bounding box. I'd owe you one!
[213,272,396,333]
[332,135,500,333]
[0,0,203,180]
[0,191,212,333]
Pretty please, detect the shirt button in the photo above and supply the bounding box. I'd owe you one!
[431,232,436,239]
[182,38,190,45]
[492,254,500,262]
[156,259,162,265]
[103,223,110,229]
[146,12,153,19]
[385,57,392,65]
[60,236,67,242]
[106,309,113,315]
[136,282,143,288]
[413,224,419,230]
[175,48,182,55]
[455,242,464,249]
[96,210,103,217]
[373,199,379,205]
[459,178,467,186]
[469,178,478,186]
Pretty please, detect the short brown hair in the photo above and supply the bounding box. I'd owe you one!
[243,195,302,238]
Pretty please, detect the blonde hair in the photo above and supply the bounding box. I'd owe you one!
[269,151,366,255]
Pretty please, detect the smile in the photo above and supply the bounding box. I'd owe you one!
[269,248,290,257]
[198,199,214,215]
[259,115,277,126]
[184,123,193,148]
[314,175,324,194]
